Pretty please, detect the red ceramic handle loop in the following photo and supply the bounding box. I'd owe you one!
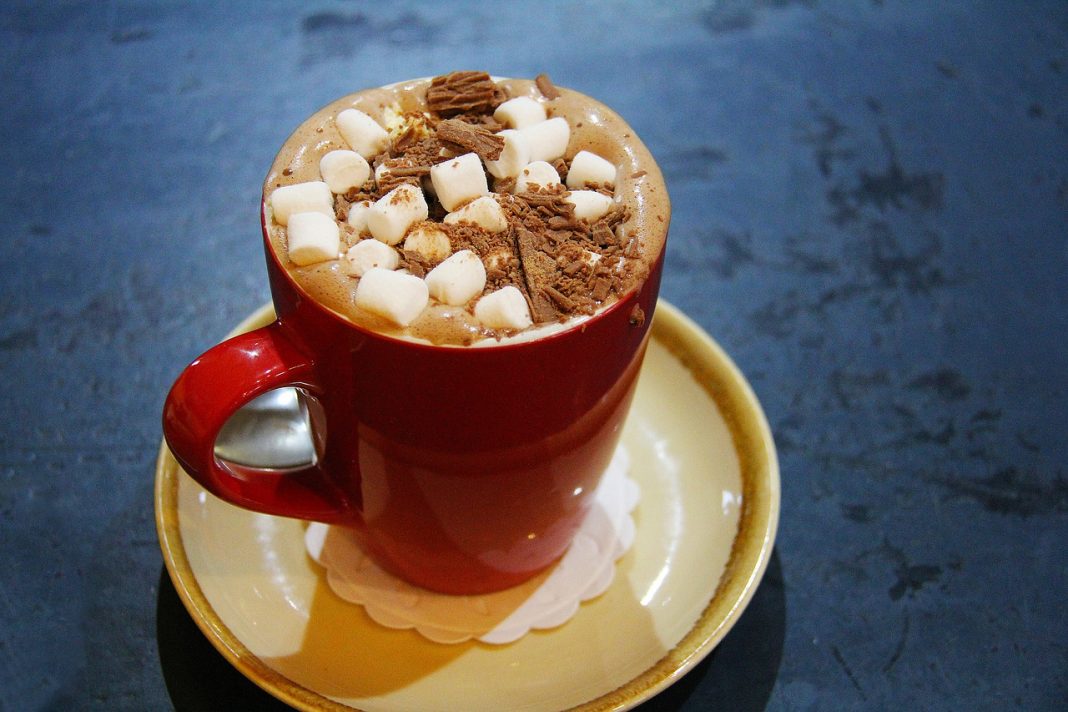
[162,321,351,523]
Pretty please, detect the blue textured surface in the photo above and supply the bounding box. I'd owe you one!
[1,1,1066,710]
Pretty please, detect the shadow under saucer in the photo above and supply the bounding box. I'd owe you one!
[156,550,785,711]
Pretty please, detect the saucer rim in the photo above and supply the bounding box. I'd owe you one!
[155,298,780,711]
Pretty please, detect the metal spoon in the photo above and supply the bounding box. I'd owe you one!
[214,388,316,468]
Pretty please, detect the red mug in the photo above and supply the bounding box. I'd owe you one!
[163,80,667,593]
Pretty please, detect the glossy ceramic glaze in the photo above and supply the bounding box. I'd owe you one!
[163,195,663,594]
[155,299,780,711]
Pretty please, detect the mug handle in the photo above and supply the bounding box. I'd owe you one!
[162,320,352,523]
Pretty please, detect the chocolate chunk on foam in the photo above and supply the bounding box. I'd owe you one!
[263,71,667,346]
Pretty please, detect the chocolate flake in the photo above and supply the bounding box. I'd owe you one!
[543,286,575,311]
[591,220,616,246]
[401,250,429,278]
[591,276,612,302]
[562,259,585,276]
[515,227,563,323]
[552,157,569,183]
[426,71,500,116]
[294,71,652,337]
[392,125,420,153]
[435,119,505,161]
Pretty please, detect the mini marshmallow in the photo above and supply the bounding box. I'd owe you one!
[493,96,547,130]
[484,130,531,180]
[443,196,508,233]
[474,286,533,331]
[336,108,390,159]
[425,249,486,306]
[403,224,451,263]
[565,190,614,222]
[519,116,570,163]
[341,239,399,277]
[429,152,488,211]
[515,161,561,193]
[366,183,428,246]
[355,267,429,326]
[483,247,514,272]
[320,150,371,194]
[287,212,340,266]
[565,150,617,189]
[270,181,333,226]
[346,200,372,234]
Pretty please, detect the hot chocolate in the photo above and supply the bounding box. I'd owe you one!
[263,71,669,346]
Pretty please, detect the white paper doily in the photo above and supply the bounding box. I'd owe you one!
[305,446,639,645]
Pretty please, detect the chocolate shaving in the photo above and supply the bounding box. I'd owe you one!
[392,126,420,153]
[372,158,430,195]
[535,73,561,100]
[516,227,563,323]
[543,286,575,311]
[435,119,504,161]
[562,259,586,276]
[387,166,431,178]
[591,276,612,302]
[591,220,617,246]
[493,175,517,193]
[401,250,430,278]
[426,71,500,116]
[552,158,569,183]
[630,170,647,179]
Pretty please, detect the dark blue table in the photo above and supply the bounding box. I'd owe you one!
[2,2,1065,709]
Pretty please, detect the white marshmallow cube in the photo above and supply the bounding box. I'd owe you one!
[286,212,340,266]
[341,239,399,277]
[429,152,488,211]
[443,196,508,233]
[485,130,531,180]
[320,150,371,194]
[566,150,617,189]
[515,161,561,193]
[355,267,429,326]
[403,224,452,263]
[474,286,533,330]
[425,249,487,306]
[565,190,614,222]
[270,181,333,226]
[519,117,570,163]
[366,183,428,246]
[493,97,547,130]
[346,200,372,234]
[336,108,390,159]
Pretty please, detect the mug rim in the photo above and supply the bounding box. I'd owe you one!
[258,74,670,351]
[259,195,666,352]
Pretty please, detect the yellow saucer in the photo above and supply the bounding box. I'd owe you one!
[155,299,780,711]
